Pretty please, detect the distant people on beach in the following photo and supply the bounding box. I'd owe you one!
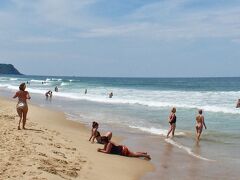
[195,109,207,142]
[89,121,112,144]
[26,81,30,85]
[236,99,240,108]
[109,92,113,98]
[85,89,87,94]
[55,86,58,92]
[45,90,52,99]
[97,136,151,160]
[13,83,31,130]
[167,107,177,138]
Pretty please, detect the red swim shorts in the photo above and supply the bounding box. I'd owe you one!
[122,146,130,156]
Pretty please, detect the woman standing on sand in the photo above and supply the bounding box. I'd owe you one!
[195,109,207,142]
[167,107,177,138]
[13,83,31,130]
[97,136,151,160]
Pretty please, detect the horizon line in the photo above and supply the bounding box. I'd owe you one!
[6,74,240,79]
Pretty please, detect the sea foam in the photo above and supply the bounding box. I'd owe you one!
[165,138,215,161]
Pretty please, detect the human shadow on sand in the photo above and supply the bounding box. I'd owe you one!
[24,128,44,132]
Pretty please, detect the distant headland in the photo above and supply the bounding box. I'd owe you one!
[0,64,22,75]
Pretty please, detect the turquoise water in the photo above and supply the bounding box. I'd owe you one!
[1,75,240,173]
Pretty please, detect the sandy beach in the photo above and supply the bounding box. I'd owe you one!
[0,96,153,180]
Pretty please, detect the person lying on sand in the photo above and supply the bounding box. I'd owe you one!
[13,83,31,130]
[89,121,112,144]
[97,136,151,160]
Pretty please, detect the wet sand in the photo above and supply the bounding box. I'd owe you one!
[136,133,239,180]
[0,97,153,180]
[1,93,239,180]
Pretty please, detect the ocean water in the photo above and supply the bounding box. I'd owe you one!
[1,75,240,178]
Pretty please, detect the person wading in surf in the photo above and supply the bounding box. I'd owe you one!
[195,109,207,142]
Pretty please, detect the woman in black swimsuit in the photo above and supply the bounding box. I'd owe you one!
[89,122,112,144]
[97,137,151,160]
[167,107,177,138]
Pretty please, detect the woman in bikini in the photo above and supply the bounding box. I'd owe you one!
[195,109,207,142]
[167,107,177,138]
[97,136,151,160]
[89,121,112,144]
[13,83,31,130]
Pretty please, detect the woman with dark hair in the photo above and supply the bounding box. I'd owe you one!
[167,107,177,138]
[13,83,31,130]
[89,121,112,144]
[97,137,151,160]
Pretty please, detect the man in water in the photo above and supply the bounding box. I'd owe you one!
[195,109,207,142]
[55,86,58,92]
[236,99,240,108]
[85,89,87,94]
[109,92,113,98]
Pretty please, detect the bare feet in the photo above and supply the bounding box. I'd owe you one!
[144,155,151,160]
[137,152,147,154]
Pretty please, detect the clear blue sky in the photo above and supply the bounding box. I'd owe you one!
[0,0,240,77]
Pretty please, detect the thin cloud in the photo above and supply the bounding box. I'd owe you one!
[16,36,73,44]
[1,0,240,41]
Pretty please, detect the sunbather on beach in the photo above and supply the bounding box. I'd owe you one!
[167,107,177,138]
[195,109,207,142]
[13,83,31,130]
[97,136,151,160]
[89,121,112,144]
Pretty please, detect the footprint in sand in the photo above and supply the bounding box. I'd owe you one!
[52,150,66,159]
[37,157,84,179]
[54,143,62,148]
[65,147,76,151]
[38,152,47,157]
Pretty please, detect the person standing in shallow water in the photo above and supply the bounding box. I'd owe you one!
[55,86,58,92]
[13,83,31,130]
[167,107,177,138]
[109,92,113,98]
[236,99,240,108]
[195,109,207,142]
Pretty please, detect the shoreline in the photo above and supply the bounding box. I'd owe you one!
[0,96,154,180]
[1,85,239,180]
